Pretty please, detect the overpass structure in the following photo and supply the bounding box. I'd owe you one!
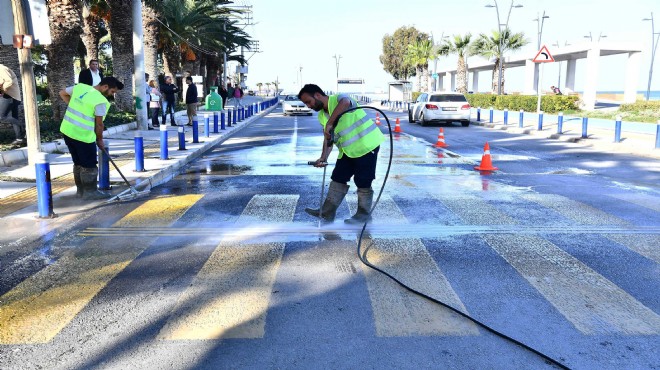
[434,42,643,110]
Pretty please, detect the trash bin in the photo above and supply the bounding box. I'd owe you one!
[205,86,223,111]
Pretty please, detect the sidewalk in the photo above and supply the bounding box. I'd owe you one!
[469,109,660,159]
[0,97,278,219]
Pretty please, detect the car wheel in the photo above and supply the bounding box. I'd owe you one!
[283,112,287,116]
[308,113,313,116]
[461,120,470,127]
[419,113,426,127]
[408,110,414,123]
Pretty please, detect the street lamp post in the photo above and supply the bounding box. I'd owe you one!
[332,54,342,94]
[584,32,607,42]
[485,0,523,95]
[643,13,660,101]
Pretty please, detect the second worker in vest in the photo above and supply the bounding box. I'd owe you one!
[298,84,384,224]
[59,77,124,200]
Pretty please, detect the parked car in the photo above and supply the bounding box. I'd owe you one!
[408,92,471,126]
[247,90,255,96]
[281,94,312,116]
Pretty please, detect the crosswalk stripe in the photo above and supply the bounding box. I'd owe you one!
[607,193,660,212]
[434,192,660,335]
[348,194,478,337]
[602,234,660,264]
[158,194,298,340]
[0,194,203,344]
[484,234,660,335]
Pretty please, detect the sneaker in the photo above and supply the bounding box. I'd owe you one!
[10,139,24,146]
[148,127,154,130]
[186,123,193,126]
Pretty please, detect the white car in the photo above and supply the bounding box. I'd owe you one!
[408,92,471,127]
[281,95,312,116]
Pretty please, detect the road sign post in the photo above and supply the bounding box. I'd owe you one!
[533,45,555,113]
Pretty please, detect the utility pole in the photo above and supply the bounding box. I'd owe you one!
[132,0,148,130]
[332,54,341,94]
[10,0,41,165]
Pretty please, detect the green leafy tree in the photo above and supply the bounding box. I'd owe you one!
[405,37,434,92]
[380,26,428,81]
[471,29,528,94]
[443,34,473,94]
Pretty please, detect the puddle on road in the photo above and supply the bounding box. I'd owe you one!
[186,164,253,176]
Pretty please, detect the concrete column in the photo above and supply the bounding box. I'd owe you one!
[565,59,577,93]
[623,51,642,103]
[582,47,601,110]
[450,72,456,92]
[524,60,537,94]
[471,71,479,93]
[438,73,445,91]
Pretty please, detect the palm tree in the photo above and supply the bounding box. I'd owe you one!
[265,82,271,95]
[256,82,263,95]
[106,0,134,111]
[472,29,528,94]
[81,0,110,64]
[46,0,83,122]
[142,0,161,82]
[444,34,473,94]
[405,38,434,92]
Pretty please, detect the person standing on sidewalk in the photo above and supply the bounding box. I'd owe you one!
[160,76,179,126]
[78,59,103,86]
[185,76,198,126]
[59,76,124,200]
[226,82,235,107]
[298,83,384,224]
[147,79,162,130]
[0,64,24,146]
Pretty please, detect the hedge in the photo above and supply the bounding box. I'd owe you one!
[408,92,579,113]
[619,100,660,119]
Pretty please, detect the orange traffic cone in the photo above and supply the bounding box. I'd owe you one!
[394,118,402,133]
[375,113,381,126]
[474,142,498,171]
[434,128,448,148]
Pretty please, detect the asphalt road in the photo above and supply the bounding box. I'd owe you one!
[0,105,658,370]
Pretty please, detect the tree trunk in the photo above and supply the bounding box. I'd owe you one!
[162,43,180,81]
[107,0,134,112]
[492,59,503,94]
[81,8,101,63]
[416,66,422,92]
[142,1,159,82]
[422,66,429,93]
[456,56,467,94]
[46,0,82,123]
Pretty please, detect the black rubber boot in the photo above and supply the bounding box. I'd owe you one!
[80,167,109,200]
[73,165,83,198]
[344,187,374,224]
[305,181,349,222]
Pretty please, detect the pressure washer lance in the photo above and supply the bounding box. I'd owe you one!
[102,146,151,202]
[307,128,335,228]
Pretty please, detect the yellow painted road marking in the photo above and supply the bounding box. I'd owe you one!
[436,193,660,335]
[484,234,660,335]
[0,194,203,344]
[159,194,298,340]
[348,194,478,337]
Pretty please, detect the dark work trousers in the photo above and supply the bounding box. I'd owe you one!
[63,135,98,168]
[331,146,380,188]
[150,107,160,126]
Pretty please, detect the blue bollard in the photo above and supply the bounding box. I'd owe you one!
[213,112,219,133]
[537,111,544,131]
[98,141,110,190]
[656,121,660,149]
[557,112,564,134]
[178,126,186,150]
[614,116,622,143]
[160,124,169,160]
[489,107,494,123]
[477,107,481,122]
[233,108,238,124]
[519,109,524,128]
[134,134,144,172]
[582,117,589,138]
[221,111,226,130]
[192,115,199,143]
[35,153,55,218]
[503,109,509,125]
[204,115,210,137]
[228,110,233,127]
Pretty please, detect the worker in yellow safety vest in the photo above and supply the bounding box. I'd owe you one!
[59,77,124,200]
[298,84,384,224]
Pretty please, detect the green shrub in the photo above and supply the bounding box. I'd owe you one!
[411,91,422,102]
[466,93,578,113]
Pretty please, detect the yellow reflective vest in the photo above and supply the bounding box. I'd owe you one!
[60,84,110,143]
[318,94,384,158]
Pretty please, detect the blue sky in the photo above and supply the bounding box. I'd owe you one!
[237,0,659,94]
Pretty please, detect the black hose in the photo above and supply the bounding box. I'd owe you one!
[333,104,570,370]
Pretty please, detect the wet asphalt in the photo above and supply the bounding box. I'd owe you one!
[0,105,658,370]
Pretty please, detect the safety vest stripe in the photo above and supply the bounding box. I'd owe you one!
[339,123,379,148]
[63,114,94,131]
[66,106,95,122]
[336,115,370,137]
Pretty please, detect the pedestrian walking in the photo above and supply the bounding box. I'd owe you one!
[298,83,384,224]
[226,82,235,107]
[148,79,162,130]
[160,75,179,126]
[233,84,244,107]
[0,63,24,146]
[59,76,124,200]
[185,76,198,126]
[78,59,104,86]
